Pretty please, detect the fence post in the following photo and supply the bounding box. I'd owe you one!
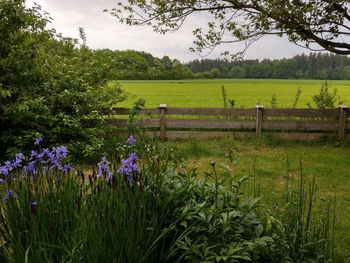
[256,104,264,138]
[159,104,167,140]
[338,104,348,140]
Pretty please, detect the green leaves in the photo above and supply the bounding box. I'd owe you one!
[0,1,126,160]
[110,0,350,57]
[310,81,340,109]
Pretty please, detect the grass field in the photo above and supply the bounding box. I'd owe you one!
[165,137,350,258]
[115,79,350,108]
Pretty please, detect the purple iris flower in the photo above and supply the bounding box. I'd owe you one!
[63,163,71,173]
[0,165,9,176]
[127,135,136,145]
[97,156,113,181]
[15,153,25,165]
[28,160,37,175]
[30,200,39,207]
[117,153,139,182]
[30,150,38,160]
[3,189,17,202]
[34,136,43,146]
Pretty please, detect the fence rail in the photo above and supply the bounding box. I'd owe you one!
[108,104,349,140]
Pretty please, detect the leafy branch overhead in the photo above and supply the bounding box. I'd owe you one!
[107,0,350,56]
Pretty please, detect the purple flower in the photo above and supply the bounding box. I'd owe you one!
[127,135,136,145]
[30,200,39,207]
[0,165,10,176]
[53,146,68,159]
[28,160,37,175]
[0,178,4,184]
[15,153,25,163]
[97,156,113,182]
[63,163,71,173]
[34,136,43,146]
[3,189,17,202]
[30,150,38,160]
[117,153,139,182]
[30,199,39,213]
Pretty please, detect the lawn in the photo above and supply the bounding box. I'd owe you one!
[165,137,350,258]
[115,79,350,108]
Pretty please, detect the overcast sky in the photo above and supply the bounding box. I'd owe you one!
[26,0,311,62]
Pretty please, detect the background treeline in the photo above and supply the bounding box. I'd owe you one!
[90,51,350,80]
[94,49,193,80]
[185,53,350,79]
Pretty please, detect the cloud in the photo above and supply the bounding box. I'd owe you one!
[27,0,310,62]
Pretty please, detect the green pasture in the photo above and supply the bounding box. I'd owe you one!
[115,79,350,108]
[166,137,350,257]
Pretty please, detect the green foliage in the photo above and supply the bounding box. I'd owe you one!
[0,135,342,262]
[221,85,227,108]
[186,53,350,80]
[110,1,350,56]
[160,166,273,262]
[270,93,277,108]
[292,87,302,108]
[1,137,342,262]
[94,49,193,80]
[266,161,336,262]
[0,1,125,160]
[309,81,340,109]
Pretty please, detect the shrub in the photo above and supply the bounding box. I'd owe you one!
[0,1,125,161]
[307,81,340,109]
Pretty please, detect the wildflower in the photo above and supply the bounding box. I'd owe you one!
[15,153,25,166]
[0,165,9,176]
[63,163,71,173]
[28,160,37,175]
[30,200,39,213]
[117,153,139,182]
[3,189,17,202]
[0,160,16,177]
[53,146,68,159]
[127,135,136,145]
[97,156,113,181]
[34,136,43,146]
[0,178,4,184]
[30,200,39,207]
[30,150,38,160]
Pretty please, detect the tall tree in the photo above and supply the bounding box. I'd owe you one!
[108,1,350,57]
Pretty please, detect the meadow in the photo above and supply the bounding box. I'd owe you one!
[116,79,350,108]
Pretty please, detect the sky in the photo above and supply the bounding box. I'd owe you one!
[26,0,311,62]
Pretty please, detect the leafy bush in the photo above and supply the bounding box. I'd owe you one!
[307,81,340,109]
[0,1,125,161]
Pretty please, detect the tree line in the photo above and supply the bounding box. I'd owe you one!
[81,51,350,80]
[185,53,350,80]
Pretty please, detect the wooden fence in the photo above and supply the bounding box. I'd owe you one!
[107,104,350,141]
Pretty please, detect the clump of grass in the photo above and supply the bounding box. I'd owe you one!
[264,159,337,262]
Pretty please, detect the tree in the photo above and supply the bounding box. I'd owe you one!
[0,0,124,159]
[227,66,246,78]
[108,1,350,57]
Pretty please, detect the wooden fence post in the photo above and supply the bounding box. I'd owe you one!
[159,104,167,140]
[256,104,264,138]
[338,104,348,140]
